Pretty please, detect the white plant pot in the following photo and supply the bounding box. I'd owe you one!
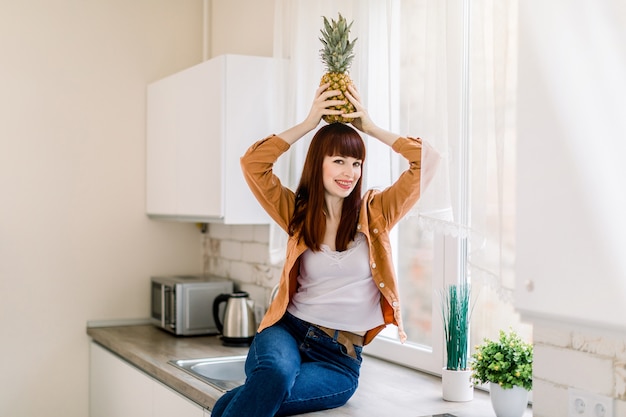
[441,368,474,402]
[490,383,529,417]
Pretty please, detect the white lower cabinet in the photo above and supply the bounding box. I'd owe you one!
[90,342,208,417]
[153,379,207,417]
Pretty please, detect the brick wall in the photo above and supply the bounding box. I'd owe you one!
[532,321,626,417]
[202,223,281,314]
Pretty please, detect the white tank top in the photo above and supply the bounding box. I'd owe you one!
[287,233,385,333]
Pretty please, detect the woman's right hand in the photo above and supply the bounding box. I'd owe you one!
[344,84,400,147]
[302,83,346,130]
[343,84,376,134]
[277,84,346,145]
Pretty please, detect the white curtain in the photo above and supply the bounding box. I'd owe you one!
[467,0,518,298]
[395,0,518,298]
[395,1,455,230]
[269,0,453,264]
[269,0,517,300]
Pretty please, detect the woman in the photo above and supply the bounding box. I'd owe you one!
[211,84,439,417]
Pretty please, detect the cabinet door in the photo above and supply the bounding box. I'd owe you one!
[515,0,626,328]
[146,54,286,224]
[221,55,283,224]
[91,342,207,417]
[146,58,223,220]
[153,380,205,417]
[90,342,152,417]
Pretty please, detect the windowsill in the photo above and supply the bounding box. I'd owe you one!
[341,352,533,417]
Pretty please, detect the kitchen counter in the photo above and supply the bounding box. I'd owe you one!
[87,324,531,416]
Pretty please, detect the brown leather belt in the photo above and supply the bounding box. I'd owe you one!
[313,325,364,359]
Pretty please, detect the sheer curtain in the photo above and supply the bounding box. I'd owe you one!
[467,0,518,299]
[466,0,532,345]
[269,0,519,306]
[395,0,520,303]
[269,0,452,264]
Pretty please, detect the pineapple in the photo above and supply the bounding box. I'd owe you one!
[319,13,357,124]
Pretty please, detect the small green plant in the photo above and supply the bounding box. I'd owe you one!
[439,283,473,371]
[470,329,533,390]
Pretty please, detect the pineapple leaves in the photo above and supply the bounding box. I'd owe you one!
[318,13,357,123]
[319,13,357,74]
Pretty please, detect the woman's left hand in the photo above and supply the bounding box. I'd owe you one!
[342,85,376,135]
[343,84,400,147]
[277,84,345,145]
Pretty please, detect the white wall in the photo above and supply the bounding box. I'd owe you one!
[516,0,626,415]
[516,0,626,332]
[0,2,204,417]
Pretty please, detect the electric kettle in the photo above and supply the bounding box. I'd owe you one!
[212,291,256,346]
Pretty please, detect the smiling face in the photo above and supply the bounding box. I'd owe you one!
[322,154,363,199]
[291,123,365,251]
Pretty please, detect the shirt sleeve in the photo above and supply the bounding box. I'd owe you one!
[240,135,295,232]
[369,136,440,229]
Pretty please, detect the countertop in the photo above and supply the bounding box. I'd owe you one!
[87,324,529,416]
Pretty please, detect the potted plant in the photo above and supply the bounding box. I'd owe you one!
[470,329,533,417]
[439,282,474,402]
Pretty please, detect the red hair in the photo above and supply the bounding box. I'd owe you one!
[289,123,366,251]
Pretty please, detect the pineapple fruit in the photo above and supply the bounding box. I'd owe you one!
[319,13,357,124]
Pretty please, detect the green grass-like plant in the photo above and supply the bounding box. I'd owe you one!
[470,329,533,390]
[439,283,472,371]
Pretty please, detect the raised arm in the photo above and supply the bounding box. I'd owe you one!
[343,84,400,147]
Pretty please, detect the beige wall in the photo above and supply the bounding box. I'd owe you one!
[209,0,275,57]
[0,2,205,417]
[0,1,277,416]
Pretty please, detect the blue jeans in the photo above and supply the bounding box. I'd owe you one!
[211,312,363,417]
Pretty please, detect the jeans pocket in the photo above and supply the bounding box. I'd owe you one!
[338,343,363,362]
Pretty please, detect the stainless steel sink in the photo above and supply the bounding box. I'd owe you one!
[169,355,247,392]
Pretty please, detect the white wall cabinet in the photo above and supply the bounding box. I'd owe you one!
[146,54,286,224]
[515,0,626,329]
[90,342,207,417]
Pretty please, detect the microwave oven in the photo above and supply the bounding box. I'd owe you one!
[151,274,233,336]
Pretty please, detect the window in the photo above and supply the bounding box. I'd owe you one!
[364,0,532,374]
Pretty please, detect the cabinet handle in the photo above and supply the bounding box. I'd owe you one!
[524,280,535,292]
